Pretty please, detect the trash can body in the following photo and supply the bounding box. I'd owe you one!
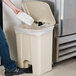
[15,24,54,75]
[15,1,56,75]
[31,31,53,74]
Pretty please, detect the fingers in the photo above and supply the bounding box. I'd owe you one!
[15,10,20,14]
[13,7,23,14]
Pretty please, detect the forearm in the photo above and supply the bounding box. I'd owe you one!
[3,0,16,10]
[3,0,23,14]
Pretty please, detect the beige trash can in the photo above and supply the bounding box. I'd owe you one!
[15,23,54,75]
[15,1,56,75]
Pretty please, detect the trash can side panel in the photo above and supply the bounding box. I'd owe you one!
[22,34,32,64]
[16,33,32,68]
[16,33,24,68]
[40,31,53,73]
[30,30,53,74]
[30,36,42,74]
[22,34,31,68]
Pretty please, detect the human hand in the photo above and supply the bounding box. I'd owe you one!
[13,7,23,14]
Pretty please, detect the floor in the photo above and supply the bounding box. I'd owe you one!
[0,58,76,76]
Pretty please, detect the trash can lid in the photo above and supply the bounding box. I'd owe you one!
[15,23,54,36]
[21,1,56,25]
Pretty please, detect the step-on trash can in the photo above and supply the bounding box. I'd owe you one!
[15,1,56,75]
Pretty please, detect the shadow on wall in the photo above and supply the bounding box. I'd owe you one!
[3,7,17,61]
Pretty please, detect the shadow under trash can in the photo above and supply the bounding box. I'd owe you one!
[15,1,56,75]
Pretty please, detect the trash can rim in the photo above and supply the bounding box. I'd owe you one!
[15,25,54,36]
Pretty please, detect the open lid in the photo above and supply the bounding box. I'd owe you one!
[21,1,56,25]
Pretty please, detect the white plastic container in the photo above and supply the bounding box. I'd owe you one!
[15,24,54,75]
[16,12,34,25]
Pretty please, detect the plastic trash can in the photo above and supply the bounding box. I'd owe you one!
[15,1,56,75]
[15,23,54,75]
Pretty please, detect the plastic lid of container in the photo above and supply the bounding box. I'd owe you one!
[21,1,56,25]
[15,23,54,36]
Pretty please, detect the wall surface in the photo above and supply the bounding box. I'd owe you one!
[3,0,22,61]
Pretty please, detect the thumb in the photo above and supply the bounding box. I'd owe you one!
[13,9,20,14]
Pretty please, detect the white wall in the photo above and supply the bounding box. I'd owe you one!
[3,0,22,61]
